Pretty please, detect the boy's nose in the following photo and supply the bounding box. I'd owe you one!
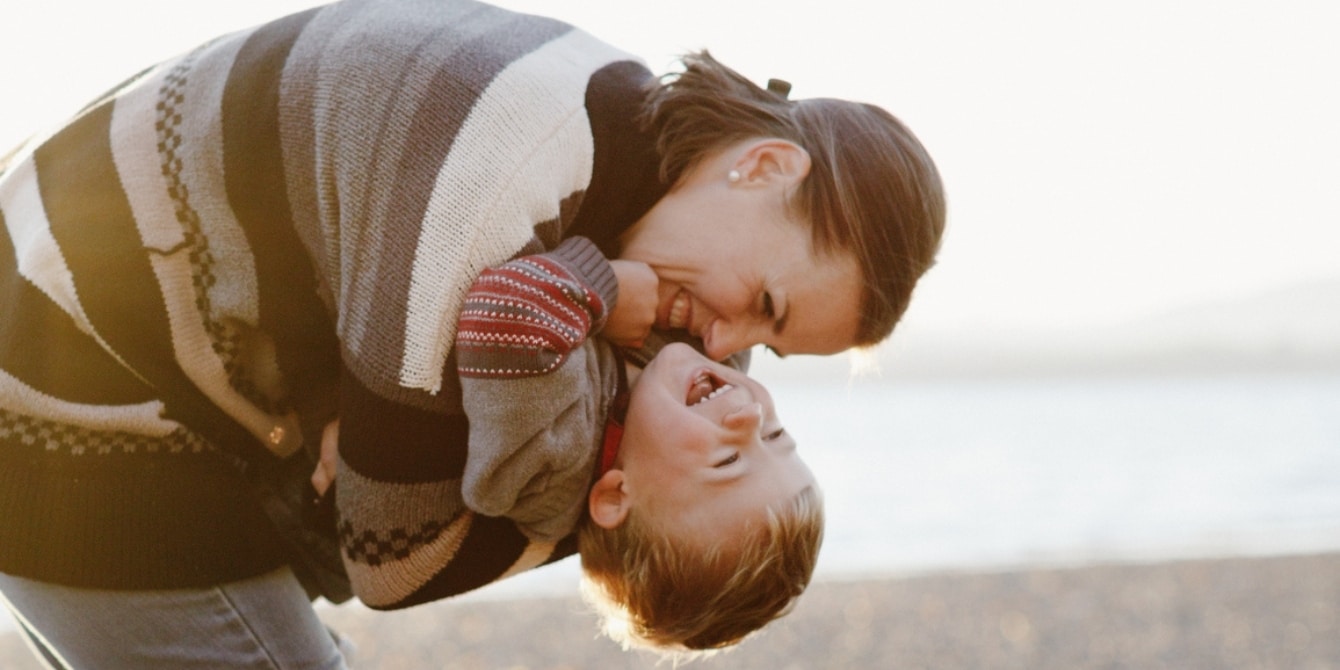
[723,402,764,436]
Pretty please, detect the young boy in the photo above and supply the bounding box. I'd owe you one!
[452,236,824,653]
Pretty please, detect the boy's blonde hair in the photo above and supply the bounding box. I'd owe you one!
[576,484,824,655]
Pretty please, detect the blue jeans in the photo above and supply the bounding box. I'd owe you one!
[0,567,352,669]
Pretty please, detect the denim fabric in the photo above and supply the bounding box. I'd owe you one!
[0,567,351,669]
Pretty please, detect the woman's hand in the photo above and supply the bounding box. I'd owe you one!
[310,419,340,496]
[604,260,658,348]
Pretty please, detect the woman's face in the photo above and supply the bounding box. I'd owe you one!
[617,141,863,361]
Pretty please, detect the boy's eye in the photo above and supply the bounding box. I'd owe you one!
[762,291,776,319]
[715,452,739,468]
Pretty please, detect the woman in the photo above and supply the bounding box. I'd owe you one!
[0,0,944,666]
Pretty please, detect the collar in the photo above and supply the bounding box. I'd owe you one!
[597,347,631,477]
[566,61,668,256]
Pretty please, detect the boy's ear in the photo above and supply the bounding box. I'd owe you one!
[588,469,631,529]
[731,138,812,186]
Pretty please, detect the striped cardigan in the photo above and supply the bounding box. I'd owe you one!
[0,0,667,608]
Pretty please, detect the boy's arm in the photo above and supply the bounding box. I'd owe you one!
[455,236,616,377]
[454,237,623,541]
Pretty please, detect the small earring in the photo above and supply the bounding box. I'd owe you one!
[727,169,741,183]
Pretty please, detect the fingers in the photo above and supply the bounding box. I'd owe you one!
[310,469,331,496]
[310,419,340,495]
[606,260,659,347]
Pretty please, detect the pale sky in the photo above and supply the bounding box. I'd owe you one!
[3,0,1337,342]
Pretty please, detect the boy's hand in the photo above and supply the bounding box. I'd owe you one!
[310,419,339,496]
[605,260,658,348]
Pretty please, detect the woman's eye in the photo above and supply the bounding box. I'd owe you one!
[715,453,740,468]
[764,428,786,441]
[761,291,775,319]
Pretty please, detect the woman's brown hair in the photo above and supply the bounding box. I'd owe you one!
[642,51,946,345]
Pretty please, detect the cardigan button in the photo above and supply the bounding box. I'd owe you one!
[268,425,286,446]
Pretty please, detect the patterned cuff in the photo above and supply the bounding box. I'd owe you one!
[546,236,618,327]
[455,240,613,378]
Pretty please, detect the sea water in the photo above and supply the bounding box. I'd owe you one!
[790,372,1340,577]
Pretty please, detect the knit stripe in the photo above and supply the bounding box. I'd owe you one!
[0,174,154,404]
[221,6,341,440]
[0,446,284,589]
[342,509,474,607]
[395,513,530,608]
[338,367,469,483]
[35,102,165,369]
[105,49,301,455]
[272,0,384,320]
[8,101,291,589]
[175,35,263,327]
[0,371,176,439]
[495,537,563,582]
[34,101,266,463]
[288,0,522,405]
[400,26,623,394]
[0,157,108,347]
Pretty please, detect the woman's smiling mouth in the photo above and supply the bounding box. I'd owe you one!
[664,288,692,330]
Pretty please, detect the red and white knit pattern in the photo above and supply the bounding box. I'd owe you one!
[456,256,606,378]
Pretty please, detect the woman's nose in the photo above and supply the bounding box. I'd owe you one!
[703,321,764,361]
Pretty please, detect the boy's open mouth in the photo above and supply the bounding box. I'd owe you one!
[687,371,734,406]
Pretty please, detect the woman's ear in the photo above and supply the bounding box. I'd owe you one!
[588,469,631,529]
[731,139,812,186]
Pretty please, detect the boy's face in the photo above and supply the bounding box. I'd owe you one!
[590,342,815,542]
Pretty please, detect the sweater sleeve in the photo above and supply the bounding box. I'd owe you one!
[455,237,620,541]
[455,237,617,378]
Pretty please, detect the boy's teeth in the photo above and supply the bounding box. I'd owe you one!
[695,383,734,405]
[688,375,712,405]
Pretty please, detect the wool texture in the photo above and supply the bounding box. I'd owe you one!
[0,0,665,607]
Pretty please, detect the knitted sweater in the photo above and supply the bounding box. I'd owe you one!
[0,0,667,608]
[454,237,621,543]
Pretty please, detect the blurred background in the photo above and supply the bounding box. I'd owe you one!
[2,1,1337,666]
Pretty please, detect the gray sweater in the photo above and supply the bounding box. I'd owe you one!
[455,237,622,543]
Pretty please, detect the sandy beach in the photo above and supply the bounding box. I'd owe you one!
[4,551,1337,669]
